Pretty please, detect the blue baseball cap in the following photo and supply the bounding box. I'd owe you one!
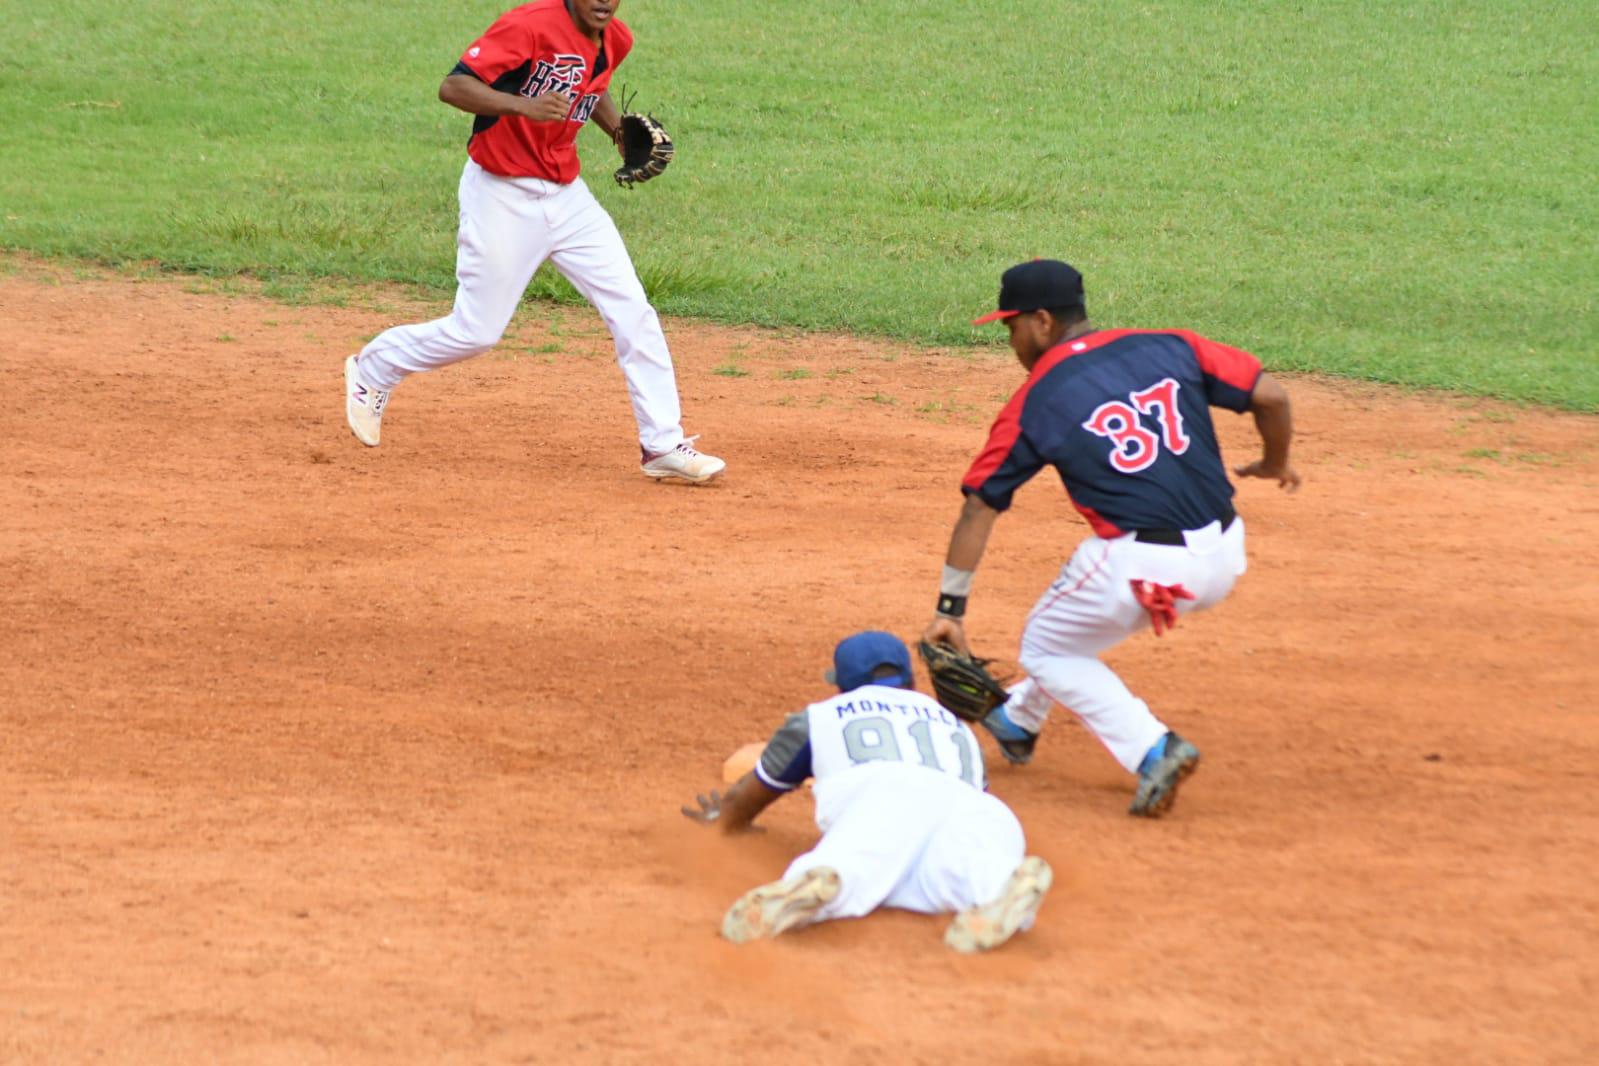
[826,631,914,692]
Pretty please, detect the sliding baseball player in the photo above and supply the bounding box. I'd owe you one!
[683,631,1051,952]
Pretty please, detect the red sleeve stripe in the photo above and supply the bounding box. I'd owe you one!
[1070,498,1124,538]
[962,388,1028,490]
[1178,330,1262,392]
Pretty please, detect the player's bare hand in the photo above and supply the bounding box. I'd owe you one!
[681,790,723,825]
[519,90,574,122]
[1234,459,1302,493]
[923,616,972,656]
[681,789,766,834]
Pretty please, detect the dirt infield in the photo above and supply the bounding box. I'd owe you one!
[3,260,1596,1064]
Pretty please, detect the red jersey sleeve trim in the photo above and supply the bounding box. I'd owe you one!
[1177,329,1262,394]
[962,387,1027,492]
[1070,498,1124,539]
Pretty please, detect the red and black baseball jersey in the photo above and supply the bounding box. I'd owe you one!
[453,0,633,183]
[963,330,1263,536]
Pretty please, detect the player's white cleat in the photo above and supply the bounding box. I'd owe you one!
[640,436,726,484]
[944,855,1053,954]
[720,866,840,943]
[344,355,389,447]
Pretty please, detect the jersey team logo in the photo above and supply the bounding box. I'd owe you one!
[521,53,586,101]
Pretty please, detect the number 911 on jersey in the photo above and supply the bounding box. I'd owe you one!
[818,696,982,788]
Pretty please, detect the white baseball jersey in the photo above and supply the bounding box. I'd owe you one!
[754,686,1023,921]
[755,685,988,812]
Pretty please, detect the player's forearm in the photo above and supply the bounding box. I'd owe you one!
[591,90,621,142]
[1249,372,1294,471]
[945,494,1001,573]
[438,73,530,118]
[717,772,782,834]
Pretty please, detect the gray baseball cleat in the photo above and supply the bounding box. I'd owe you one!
[720,866,840,943]
[1129,732,1201,817]
[945,856,1053,953]
[981,704,1039,765]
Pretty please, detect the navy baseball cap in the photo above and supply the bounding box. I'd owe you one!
[826,631,914,692]
[973,259,1085,324]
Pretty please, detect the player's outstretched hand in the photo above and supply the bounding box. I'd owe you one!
[681,789,767,834]
[1234,459,1302,493]
[681,790,723,825]
[922,616,972,657]
[519,90,574,122]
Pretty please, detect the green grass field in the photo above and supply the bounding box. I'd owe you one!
[2,1,1595,408]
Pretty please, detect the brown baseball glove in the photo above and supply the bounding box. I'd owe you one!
[917,641,1012,723]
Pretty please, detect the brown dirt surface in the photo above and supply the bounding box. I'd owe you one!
[3,257,1597,1065]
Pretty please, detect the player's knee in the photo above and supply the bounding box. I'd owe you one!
[1018,649,1087,701]
[596,292,658,333]
[610,311,660,348]
[440,315,504,355]
[1017,645,1055,681]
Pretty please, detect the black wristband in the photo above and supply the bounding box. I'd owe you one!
[936,594,968,619]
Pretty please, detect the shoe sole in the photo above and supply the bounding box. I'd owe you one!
[1129,748,1201,818]
[995,741,1036,766]
[721,867,841,943]
[640,465,725,485]
[945,856,1053,953]
[345,356,379,447]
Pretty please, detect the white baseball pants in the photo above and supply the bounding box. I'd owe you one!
[357,160,686,455]
[1004,517,1248,772]
[785,763,1025,922]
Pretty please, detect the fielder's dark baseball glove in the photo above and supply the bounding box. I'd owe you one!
[614,112,673,188]
[917,641,1012,723]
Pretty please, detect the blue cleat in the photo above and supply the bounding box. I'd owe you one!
[1130,732,1201,817]
[981,704,1039,765]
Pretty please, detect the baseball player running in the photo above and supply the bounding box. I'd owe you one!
[923,259,1300,817]
[344,0,725,484]
[682,631,1052,953]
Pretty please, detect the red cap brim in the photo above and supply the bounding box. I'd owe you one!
[971,309,1021,325]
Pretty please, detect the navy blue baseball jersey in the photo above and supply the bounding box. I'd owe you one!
[963,329,1262,536]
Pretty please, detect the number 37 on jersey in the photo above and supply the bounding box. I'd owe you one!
[1082,377,1191,474]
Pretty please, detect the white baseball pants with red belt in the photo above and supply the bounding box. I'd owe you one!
[1004,516,1248,771]
[355,160,687,455]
